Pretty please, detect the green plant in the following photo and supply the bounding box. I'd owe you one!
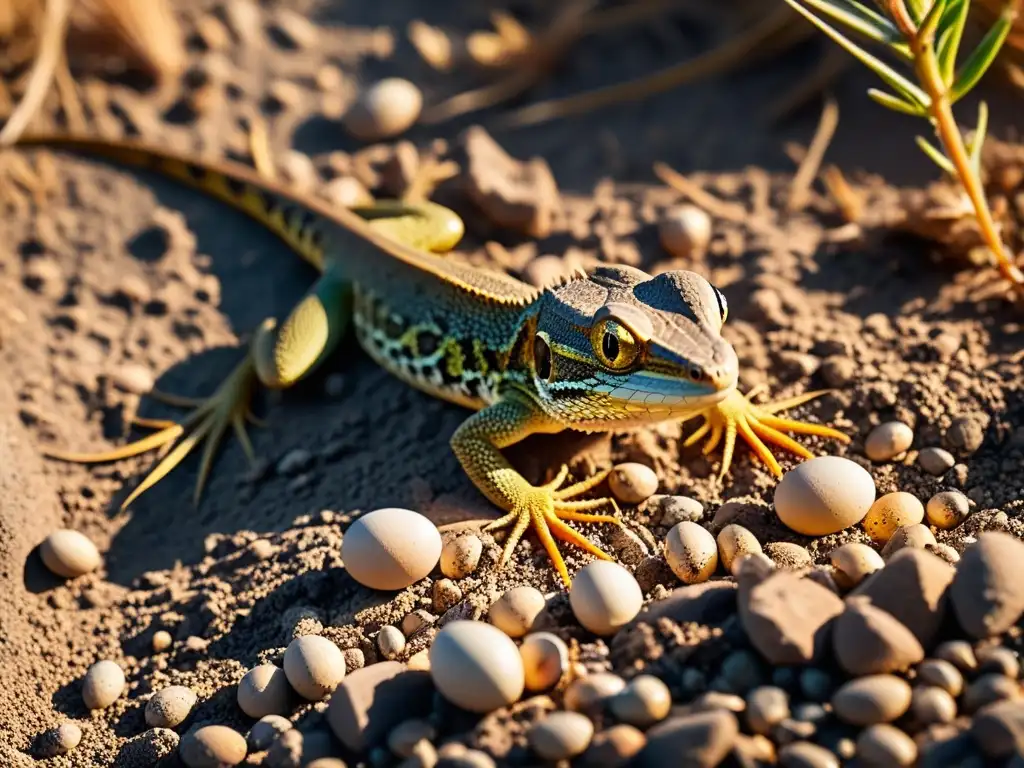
[782,0,1023,286]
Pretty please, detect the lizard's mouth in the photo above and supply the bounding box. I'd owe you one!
[588,370,735,422]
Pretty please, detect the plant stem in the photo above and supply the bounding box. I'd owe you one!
[912,36,1024,285]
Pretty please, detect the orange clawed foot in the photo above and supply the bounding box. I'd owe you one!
[484,465,624,587]
[684,386,850,479]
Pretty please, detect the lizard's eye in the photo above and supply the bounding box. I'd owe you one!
[713,286,728,324]
[534,334,554,381]
[591,319,640,370]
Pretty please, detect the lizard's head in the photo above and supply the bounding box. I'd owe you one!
[529,265,737,430]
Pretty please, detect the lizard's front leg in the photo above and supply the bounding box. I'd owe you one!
[451,392,623,587]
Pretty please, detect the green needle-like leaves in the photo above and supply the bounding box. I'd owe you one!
[916,135,957,174]
[968,101,989,175]
[951,7,1017,101]
[936,0,971,83]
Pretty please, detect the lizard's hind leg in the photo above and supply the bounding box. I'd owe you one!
[45,268,351,508]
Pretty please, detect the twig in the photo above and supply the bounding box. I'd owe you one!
[0,0,71,146]
[54,52,87,134]
[495,5,793,129]
[249,116,277,181]
[653,162,748,222]
[822,165,864,223]
[788,96,840,212]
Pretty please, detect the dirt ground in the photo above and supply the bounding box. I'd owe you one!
[1,0,1023,765]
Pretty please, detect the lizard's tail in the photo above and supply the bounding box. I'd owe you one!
[18,132,329,271]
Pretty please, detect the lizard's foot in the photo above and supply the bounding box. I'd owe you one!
[44,354,259,509]
[483,466,623,587]
[684,387,850,479]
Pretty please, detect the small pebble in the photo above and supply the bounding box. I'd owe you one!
[926,490,970,529]
[778,741,840,768]
[658,204,712,259]
[969,699,1024,758]
[569,561,643,635]
[323,176,373,208]
[82,660,125,710]
[864,421,914,461]
[774,456,875,535]
[342,508,441,590]
[764,541,813,570]
[964,673,1022,712]
[344,78,422,141]
[716,524,763,574]
[976,646,1020,679]
[146,685,197,728]
[519,632,569,691]
[663,521,718,584]
[951,532,1024,638]
[746,686,790,735]
[429,621,524,713]
[856,722,917,765]
[237,664,291,718]
[656,495,704,526]
[608,463,659,504]
[488,586,545,638]
[911,685,957,724]
[432,578,463,613]
[934,640,977,672]
[832,675,912,725]
[283,635,346,701]
[152,630,173,653]
[880,523,936,557]
[528,711,594,760]
[38,722,82,757]
[40,529,102,578]
[387,718,435,758]
[179,725,247,768]
[832,597,924,675]
[400,609,434,637]
[609,675,671,728]
[440,533,482,579]
[577,724,646,767]
[918,447,955,475]
[863,492,925,543]
[277,448,313,476]
[564,673,627,716]
[636,710,738,766]
[830,542,884,589]
[248,714,292,751]
[917,659,964,695]
[377,626,406,659]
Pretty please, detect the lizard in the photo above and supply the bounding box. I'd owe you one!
[20,133,850,586]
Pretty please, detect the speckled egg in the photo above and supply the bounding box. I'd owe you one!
[774,456,875,536]
[429,621,525,712]
[342,508,441,590]
[344,78,422,140]
[863,492,924,543]
[664,522,718,583]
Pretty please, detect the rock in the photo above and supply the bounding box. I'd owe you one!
[145,685,197,728]
[664,522,718,584]
[918,447,955,476]
[881,524,937,557]
[656,495,704,526]
[283,635,346,701]
[39,529,102,578]
[488,586,545,638]
[81,660,125,710]
[947,415,984,453]
[238,664,291,718]
[738,570,844,664]
[527,711,593,761]
[120,728,179,764]
[576,724,646,767]
[832,597,924,675]
[633,710,739,767]
[37,722,82,757]
[969,699,1024,757]
[462,126,560,238]
[746,686,790,735]
[564,673,626,717]
[608,675,671,728]
[111,362,155,394]
[763,541,813,570]
[608,463,659,504]
[917,659,964,696]
[963,673,1022,712]
[865,421,914,461]
[778,741,840,768]
[429,621,524,713]
[248,715,292,751]
[853,548,954,647]
[977,646,1020,679]
[716,524,763,575]
[638,581,737,625]
[440,533,482,579]
[950,532,1024,638]
[387,718,435,758]
[911,685,958,725]
[326,662,433,752]
[857,722,917,765]
[832,675,912,725]
[830,543,884,589]
[377,626,406,660]
[179,726,246,767]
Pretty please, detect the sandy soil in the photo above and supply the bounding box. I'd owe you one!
[1,0,1023,766]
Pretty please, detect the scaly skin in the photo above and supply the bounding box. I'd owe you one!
[23,134,849,586]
